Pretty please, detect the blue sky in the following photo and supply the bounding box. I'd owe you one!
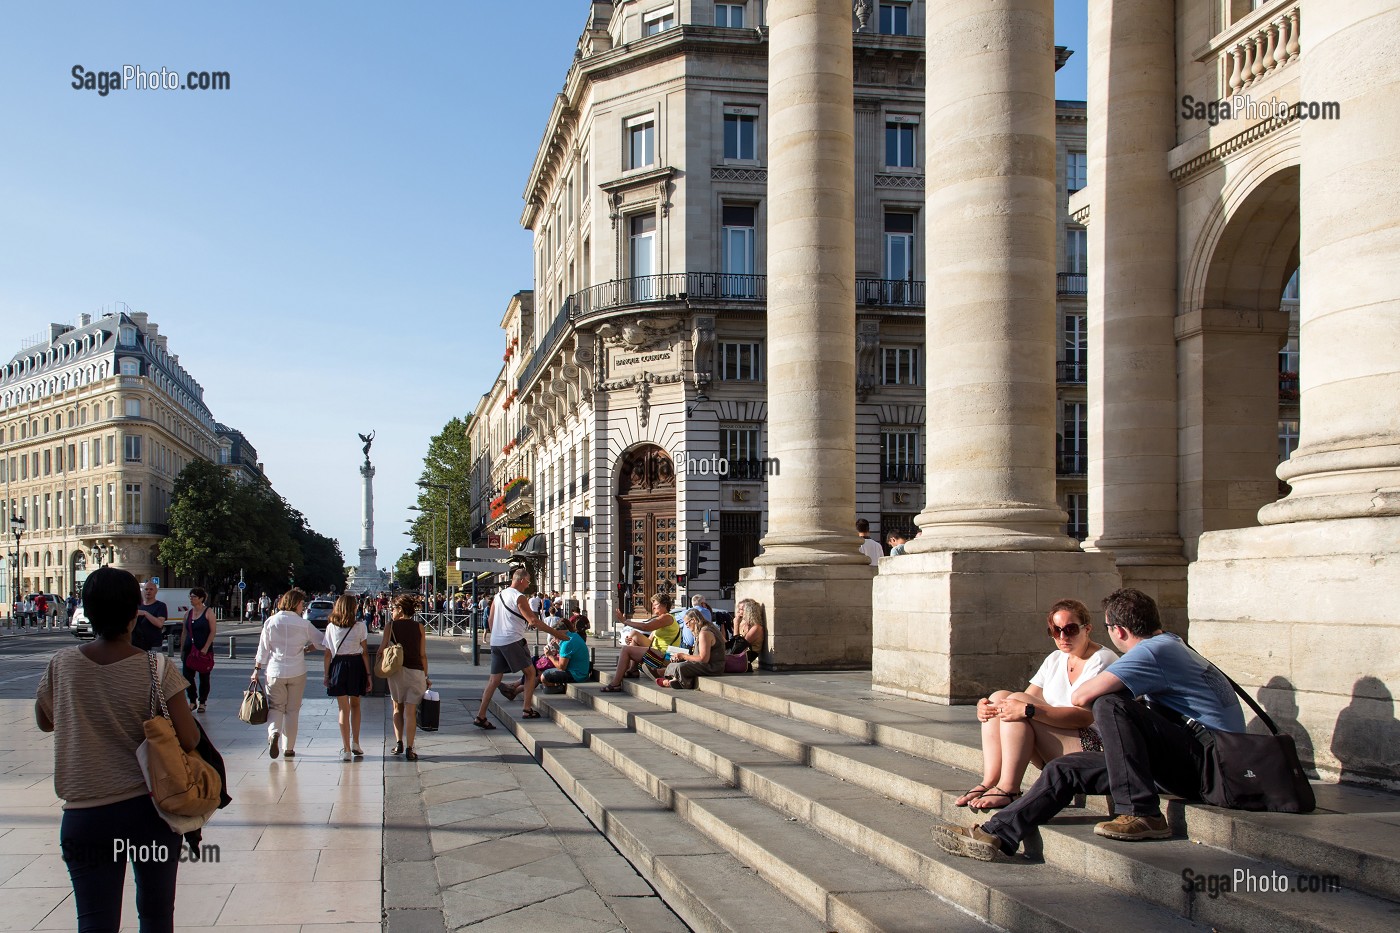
[0,1,1088,568]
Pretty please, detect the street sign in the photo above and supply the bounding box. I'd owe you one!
[487,534,502,549]
[417,560,435,579]
[454,560,513,574]
[237,581,246,591]
[455,547,511,560]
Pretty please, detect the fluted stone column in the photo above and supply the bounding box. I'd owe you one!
[1081,0,1188,628]
[736,0,873,669]
[874,0,1119,702]
[1192,0,1400,783]
[350,460,385,594]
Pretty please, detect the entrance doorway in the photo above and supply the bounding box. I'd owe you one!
[616,445,676,617]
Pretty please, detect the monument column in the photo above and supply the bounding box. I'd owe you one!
[735,0,874,669]
[1080,0,1187,627]
[349,434,387,594]
[1191,1,1400,783]
[873,0,1119,702]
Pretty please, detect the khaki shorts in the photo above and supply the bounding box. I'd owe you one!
[388,667,427,705]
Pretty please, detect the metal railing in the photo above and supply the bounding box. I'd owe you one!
[74,522,169,538]
[1058,360,1087,384]
[1057,272,1087,296]
[1279,373,1299,400]
[1057,453,1088,476]
[882,463,926,484]
[855,277,925,307]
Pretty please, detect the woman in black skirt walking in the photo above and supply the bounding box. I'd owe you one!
[323,593,371,762]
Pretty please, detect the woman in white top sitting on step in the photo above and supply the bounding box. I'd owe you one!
[955,598,1118,812]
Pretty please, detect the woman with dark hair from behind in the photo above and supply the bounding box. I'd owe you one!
[177,587,216,712]
[323,593,372,762]
[36,566,199,933]
[385,595,431,761]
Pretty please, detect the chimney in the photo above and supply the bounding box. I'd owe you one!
[80,313,92,326]
[129,312,149,328]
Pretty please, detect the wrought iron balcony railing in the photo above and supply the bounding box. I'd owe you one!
[1058,360,1087,384]
[1057,272,1087,296]
[1057,453,1088,476]
[855,277,925,308]
[75,522,169,538]
[882,463,926,484]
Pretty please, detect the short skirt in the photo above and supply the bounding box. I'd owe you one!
[388,666,427,705]
[327,655,368,697]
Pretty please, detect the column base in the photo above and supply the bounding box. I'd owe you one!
[1189,516,1400,787]
[871,550,1120,704]
[736,563,876,670]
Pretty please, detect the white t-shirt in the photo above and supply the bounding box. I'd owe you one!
[492,590,532,646]
[325,621,367,656]
[1029,646,1119,708]
[859,536,883,565]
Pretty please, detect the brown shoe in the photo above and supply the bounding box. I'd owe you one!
[1094,814,1171,841]
[930,821,1008,861]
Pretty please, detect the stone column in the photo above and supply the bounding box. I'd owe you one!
[736,0,874,669]
[1192,0,1400,783]
[873,0,1119,702]
[1080,0,1188,628]
[351,460,384,594]
[360,461,375,552]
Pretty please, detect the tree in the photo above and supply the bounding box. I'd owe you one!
[393,549,419,590]
[409,416,473,591]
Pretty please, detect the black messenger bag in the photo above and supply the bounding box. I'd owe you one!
[1185,649,1316,813]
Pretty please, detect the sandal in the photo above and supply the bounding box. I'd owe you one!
[472,717,496,730]
[624,669,640,679]
[600,685,624,693]
[392,741,404,754]
[522,709,541,719]
[954,783,991,808]
[405,747,418,761]
[969,787,1021,811]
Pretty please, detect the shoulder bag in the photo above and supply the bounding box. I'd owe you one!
[1185,645,1316,813]
[185,610,216,674]
[239,675,268,725]
[136,654,223,831]
[376,619,403,677]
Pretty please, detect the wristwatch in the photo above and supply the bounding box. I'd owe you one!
[1025,703,1038,720]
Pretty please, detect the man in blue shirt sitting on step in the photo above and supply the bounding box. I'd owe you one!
[933,588,1245,861]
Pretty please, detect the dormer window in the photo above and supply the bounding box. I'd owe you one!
[119,358,140,376]
[119,326,137,347]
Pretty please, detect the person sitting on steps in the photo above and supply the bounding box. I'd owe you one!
[657,609,725,689]
[601,593,679,692]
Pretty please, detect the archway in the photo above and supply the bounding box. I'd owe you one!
[1179,165,1299,558]
[615,445,676,617]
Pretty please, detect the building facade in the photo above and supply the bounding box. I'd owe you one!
[463,1,1090,623]
[0,308,230,596]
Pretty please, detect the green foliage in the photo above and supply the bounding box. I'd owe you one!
[393,549,419,590]
[408,416,472,590]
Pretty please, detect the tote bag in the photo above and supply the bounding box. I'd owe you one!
[137,654,222,830]
[376,622,403,677]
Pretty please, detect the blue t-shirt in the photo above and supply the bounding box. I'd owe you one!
[559,632,590,682]
[1107,633,1245,733]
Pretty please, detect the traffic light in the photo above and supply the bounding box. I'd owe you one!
[688,540,714,579]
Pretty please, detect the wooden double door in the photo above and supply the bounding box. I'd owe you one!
[616,445,677,616]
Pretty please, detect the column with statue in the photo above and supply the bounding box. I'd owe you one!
[348,431,388,594]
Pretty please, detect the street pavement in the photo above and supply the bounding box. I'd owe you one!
[0,626,685,932]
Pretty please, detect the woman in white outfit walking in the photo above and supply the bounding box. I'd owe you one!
[252,587,325,759]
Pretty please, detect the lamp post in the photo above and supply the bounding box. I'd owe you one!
[408,506,437,593]
[8,516,24,625]
[417,482,451,601]
[404,524,426,606]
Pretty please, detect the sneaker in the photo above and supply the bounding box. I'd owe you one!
[197,703,206,713]
[339,749,352,762]
[283,749,295,758]
[930,821,1009,861]
[268,731,280,759]
[351,745,364,758]
[1094,814,1172,841]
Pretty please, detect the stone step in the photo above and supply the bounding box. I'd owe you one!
[555,682,1400,933]
[491,705,830,933]
[687,670,1400,902]
[528,689,1208,933]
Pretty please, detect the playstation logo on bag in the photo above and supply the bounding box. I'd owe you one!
[1243,769,1258,779]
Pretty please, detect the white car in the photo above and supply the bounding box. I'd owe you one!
[69,605,93,639]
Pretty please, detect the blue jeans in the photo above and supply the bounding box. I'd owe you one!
[61,794,181,932]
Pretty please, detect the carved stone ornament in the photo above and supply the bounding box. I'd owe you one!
[692,316,715,390]
[856,319,881,402]
[854,0,872,32]
[600,317,681,352]
[636,373,653,428]
[618,444,675,494]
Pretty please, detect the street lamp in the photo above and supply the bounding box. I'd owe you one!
[8,516,24,623]
[408,506,437,592]
[417,482,452,598]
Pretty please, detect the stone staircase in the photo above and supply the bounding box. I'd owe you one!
[489,669,1400,933]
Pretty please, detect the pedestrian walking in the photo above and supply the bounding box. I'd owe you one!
[177,588,216,712]
[252,588,324,759]
[36,566,198,933]
[323,593,371,762]
[385,595,430,760]
[475,568,566,725]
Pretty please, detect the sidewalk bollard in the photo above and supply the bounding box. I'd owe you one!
[228,636,238,659]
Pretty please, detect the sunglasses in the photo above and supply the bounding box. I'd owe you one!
[1047,622,1083,639]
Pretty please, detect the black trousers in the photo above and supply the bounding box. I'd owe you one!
[182,655,210,705]
[60,795,181,933]
[982,691,1208,853]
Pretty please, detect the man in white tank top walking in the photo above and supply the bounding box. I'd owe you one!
[473,568,567,729]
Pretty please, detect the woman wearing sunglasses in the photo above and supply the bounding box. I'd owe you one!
[954,598,1118,811]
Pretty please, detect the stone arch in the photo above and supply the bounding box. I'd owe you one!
[614,443,677,616]
[1178,164,1299,558]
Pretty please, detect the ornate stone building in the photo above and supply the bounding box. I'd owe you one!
[0,308,241,595]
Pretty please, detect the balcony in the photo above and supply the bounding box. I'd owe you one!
[1058,360,1087,384]
[856,278,925,308]
[75,522,169,539]
[1057,453,1088,477]
[1057,272,1087,297]
[882,463,926,485]
[1279,372,1299,401]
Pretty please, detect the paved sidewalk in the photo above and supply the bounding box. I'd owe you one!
[385,639,686,932]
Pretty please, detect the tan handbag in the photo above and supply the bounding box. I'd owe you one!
[138,654,222,819]
[376,621,403,678]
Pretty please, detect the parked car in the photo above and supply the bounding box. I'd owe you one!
[305,599,335,630]
[70,604,93,639]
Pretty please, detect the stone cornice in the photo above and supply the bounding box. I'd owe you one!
[1169,113,1297,185]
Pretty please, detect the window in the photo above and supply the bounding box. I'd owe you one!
[627,116,655,169]
[882,347,920,386]
[720,425,761,463]
[715,3,745,27]
[1066,150,1087,193]
[1279,338,1299,375]
[124,435,142,462]
[881,430,920,484]
[719,342,762,381]
[1065,228,1087,274]
[721,204,757,296]
[629,213,657,300]
[125,398,141,417]
[643,6,676,35]
[91,438,101,466]
[719,511,762,589]
[879,1,910,35]
[44,493,52,530]
[79,488,87,526]
[106,436,115,462]
[1064,313,1087,382]
[107,484,116,523]
[66,444,75,471]
[43,449,51,476]
[885,116,917,168]
[723,110,757,161]
[93,485,102,523]
[883,211,916,298]
[1065,494,1088,540]
[119,358,139,376]
[119,326,136,346]
[1061,402,1087,474]
[1279,420,1300,462]
[125,484,142,523]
